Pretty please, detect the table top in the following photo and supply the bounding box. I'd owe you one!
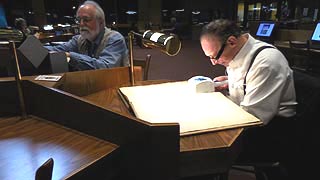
[0,115,118,180]
[82,86,243,152]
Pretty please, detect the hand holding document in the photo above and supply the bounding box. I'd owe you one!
[119,81,262,136]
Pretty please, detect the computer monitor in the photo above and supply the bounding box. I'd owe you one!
[43,24,54,31]
[256,22,275,37]
[311,22,320,42]
[0,4,8,28]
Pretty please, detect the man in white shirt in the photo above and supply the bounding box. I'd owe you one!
[200,19,297,180]
[200,19,296,125]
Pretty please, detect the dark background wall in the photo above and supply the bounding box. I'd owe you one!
[1,0,237,27]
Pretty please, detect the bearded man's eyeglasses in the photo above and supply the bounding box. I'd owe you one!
[75,16,94,24]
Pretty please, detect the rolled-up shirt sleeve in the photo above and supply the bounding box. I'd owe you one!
[44,36,79,52]
[68,33,127,70]
[44,32,128,70]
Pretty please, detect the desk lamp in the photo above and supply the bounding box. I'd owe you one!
[0,29,27,118]
[128,30,181,85]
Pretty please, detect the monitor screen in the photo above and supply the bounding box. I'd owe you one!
[0,4,8,28]
[311,22,320,42]
[256,22,275,37]
[43,25,54,31]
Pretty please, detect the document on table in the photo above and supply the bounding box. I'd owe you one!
[119,81,262,136]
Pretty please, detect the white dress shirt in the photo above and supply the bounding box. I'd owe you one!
[227,34,297,124]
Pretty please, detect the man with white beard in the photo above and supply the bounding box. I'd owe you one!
[45,0,129,71]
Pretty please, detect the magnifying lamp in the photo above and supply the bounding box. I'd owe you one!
[128,30,181,85]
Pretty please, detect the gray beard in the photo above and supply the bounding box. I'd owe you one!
[80,31,96,41]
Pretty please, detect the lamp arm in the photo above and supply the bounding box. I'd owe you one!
[9,41,27,119]
[130,31,143,37]
[128,31,135,85]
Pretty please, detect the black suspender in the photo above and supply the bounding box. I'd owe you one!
[243,46,275,95]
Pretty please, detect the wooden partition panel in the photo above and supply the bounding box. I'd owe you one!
[57,66,142,97]
[0,80,20,115]
[24,80,150,145]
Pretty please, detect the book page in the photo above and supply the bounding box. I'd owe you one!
[119,81,262,136]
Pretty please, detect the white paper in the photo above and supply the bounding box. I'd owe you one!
[34,75,62,82]
[119,81,262,135]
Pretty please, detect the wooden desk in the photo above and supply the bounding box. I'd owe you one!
[82,81,244,178]
[30,67,244,178]
[0,67,244,179]
[0,115,118,180]
[39,33,74,44]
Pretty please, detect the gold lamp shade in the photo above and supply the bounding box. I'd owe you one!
[128,30,181,85]
[142,30,181,56]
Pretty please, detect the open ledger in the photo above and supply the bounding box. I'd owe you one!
[118,81,262,136]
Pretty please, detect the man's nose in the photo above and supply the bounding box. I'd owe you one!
[79,20,85,25]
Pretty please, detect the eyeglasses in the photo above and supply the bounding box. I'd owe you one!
[209,43,226,60]
[75,16,94,24]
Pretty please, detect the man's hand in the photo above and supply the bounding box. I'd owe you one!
[34,32,40,39]
[65,52,70,62]
[213,75,228,91]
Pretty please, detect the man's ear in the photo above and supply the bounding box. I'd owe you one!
[227,36,237,46]
[97,19,103,26]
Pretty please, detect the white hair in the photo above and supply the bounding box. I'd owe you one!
[77,1,106,27]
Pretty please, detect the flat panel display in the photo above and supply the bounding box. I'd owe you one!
[311,22,320,42]
[0,4,8,28]
[256,22,275,37]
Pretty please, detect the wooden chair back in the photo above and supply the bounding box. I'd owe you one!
[133,54,151,80]
[288,40,312,72]
[289,40,310,50]
[35,158,54,180]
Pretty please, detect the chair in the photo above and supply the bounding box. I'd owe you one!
[231,70,320,180]
[133,54,151,80]
[290,70,320,179]
[288,40,312,73]
[231,124,291,180]
[35,158,54,180]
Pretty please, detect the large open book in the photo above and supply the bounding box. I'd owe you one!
[119,81,262,136]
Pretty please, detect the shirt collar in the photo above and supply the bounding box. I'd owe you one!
[229,33,255,69]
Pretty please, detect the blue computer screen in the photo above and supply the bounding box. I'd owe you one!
[256,22,275,37]
[0,4,8,28]
[311,23,320,42]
